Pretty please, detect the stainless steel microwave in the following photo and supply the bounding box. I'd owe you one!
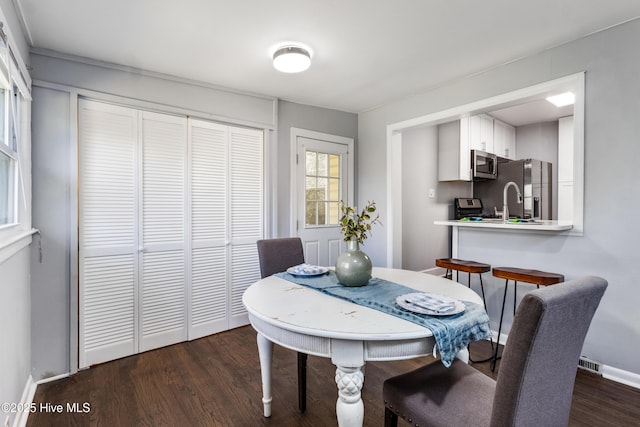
[471,149,498,180]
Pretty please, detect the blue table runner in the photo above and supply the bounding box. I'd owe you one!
[275,271,492,367]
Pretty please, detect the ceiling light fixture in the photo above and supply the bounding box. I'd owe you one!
[273,46,311,73]
[546,92,575,107]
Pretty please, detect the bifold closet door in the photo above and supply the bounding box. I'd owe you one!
[228,126,263,328]
[79,101,188,366]
[188,121,264,337]
[79,100,138,367]
[139,111,188,352]
[189,119,229,339]
[79,99,262,367]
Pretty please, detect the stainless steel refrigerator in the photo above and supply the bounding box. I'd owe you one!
[474,159,552,219]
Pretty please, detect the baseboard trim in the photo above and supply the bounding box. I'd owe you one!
[490,330,640,390]
[602,365,640,389]
[13,375,36,427]
[12,373,72,427]
[35,372,70,385]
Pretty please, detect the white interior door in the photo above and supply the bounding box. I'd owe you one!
[294,129,353,267]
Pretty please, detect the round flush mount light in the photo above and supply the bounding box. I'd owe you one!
[273,45,311,73]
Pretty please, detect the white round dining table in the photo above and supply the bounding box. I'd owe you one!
[242,267,485,427]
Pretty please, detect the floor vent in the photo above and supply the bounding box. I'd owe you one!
[578,356,602,374]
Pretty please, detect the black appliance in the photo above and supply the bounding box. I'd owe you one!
[471,149,498,180]
[454,198,483,219]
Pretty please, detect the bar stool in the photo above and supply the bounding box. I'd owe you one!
[435,258,490,308]
[436,258,493,364]
[491,267,565,371]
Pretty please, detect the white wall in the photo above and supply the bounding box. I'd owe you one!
[400,125,461,271]
[30,86,72,379]
[359,18,640,377]
[276,100,358,237]
[0,248,31,427]
[0,2,33,425]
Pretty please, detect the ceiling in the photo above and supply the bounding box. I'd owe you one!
[14,0,640,113]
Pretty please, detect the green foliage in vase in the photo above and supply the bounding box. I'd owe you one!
[339,200,382,244]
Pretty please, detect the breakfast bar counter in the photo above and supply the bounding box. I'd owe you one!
[435,219,573,259]
[434,219,573,231]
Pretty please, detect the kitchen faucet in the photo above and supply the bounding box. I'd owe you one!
[503,181,523,223]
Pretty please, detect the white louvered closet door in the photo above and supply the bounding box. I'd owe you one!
[229,126,263,327]
[79,100,138,368]
[139,111,188,351]
[189,119,229,339]
[79,100,263,367]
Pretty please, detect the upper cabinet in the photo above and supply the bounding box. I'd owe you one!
[493,119,516,159]
[438,114,516,181]
[557,116,574,222]
[469,114,494,153]
[438,117,471,181]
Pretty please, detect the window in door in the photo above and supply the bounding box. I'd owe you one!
[305,150,341,227]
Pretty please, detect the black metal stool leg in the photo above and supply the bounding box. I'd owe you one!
[478,274,487,309]
[468,272,495,363]
[491,278,510,372]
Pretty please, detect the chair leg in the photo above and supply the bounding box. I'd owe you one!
[297,352,307,412]
[384,407,399,427]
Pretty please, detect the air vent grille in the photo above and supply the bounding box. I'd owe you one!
[578,356,602,374]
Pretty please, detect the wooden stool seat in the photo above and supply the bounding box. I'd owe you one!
[436,258,491,274]
[490,266,564,371]
[492,267,564,286]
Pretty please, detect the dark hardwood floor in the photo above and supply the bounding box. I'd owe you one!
[27,326,640,426]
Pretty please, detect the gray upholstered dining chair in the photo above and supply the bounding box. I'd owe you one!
[256,237,308,412]
[383,275,607,427]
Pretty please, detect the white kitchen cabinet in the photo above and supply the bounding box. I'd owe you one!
[558,116,574,182]
[438,117,471,181]
[557,116,574,221]
[438,114,499,181]
[469,114,494,153]
[494,119,516,159]
[558,181,574,222]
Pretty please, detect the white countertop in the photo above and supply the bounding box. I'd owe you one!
[434,219,573,231]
